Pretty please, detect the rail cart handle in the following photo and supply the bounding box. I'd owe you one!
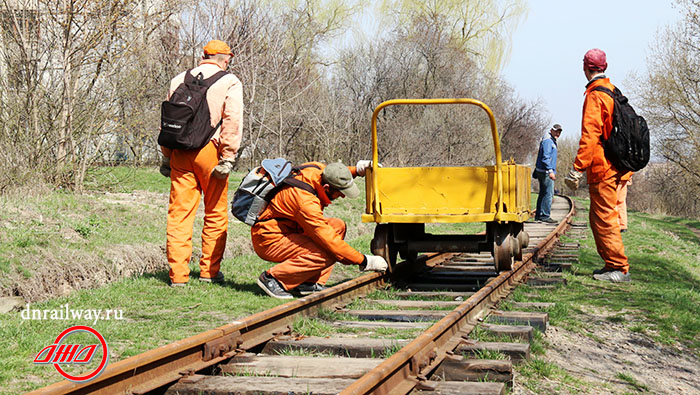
[370,98,505,221]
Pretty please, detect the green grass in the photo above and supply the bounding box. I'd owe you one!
[2,170,699,393]
[82,166,171,193]
[513,196,700,392]
[527,208,700,350]
[615,372,650,392]
[468,348,508,360]
[0,166,375,393]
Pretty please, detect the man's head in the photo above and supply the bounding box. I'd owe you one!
[322,162,360,201]
[203,40,233,67]
[583,48,607,80]
[551,123,562,138]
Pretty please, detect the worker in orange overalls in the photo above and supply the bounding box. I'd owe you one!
[617,174,632,232]
[159,40,244,286]
[565,48,632,283]
[252,161,388,299]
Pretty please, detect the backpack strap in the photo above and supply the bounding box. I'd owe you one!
[592,86,612,96]
[263,164,321,202]
[591,86,623,98]
[292,164,321,172]
[281,178,317,196]
[201,70,229,87]
[183,69,229,87]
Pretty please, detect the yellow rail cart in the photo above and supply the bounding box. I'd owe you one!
[363,98,531,272]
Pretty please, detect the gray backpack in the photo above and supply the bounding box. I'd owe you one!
[231,158,318,226]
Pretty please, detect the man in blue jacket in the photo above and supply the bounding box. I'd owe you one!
[533,124,562,223]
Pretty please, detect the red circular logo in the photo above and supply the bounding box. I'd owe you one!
[34,325,109,383]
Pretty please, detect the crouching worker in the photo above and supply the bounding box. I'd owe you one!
[252,161,388,299]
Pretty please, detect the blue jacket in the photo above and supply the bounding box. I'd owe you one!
[535,133,558,174]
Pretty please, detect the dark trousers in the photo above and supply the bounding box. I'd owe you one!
[535,171,554,220]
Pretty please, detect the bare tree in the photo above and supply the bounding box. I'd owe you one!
[630,0,700,216]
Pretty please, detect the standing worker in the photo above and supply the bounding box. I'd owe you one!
[533,124,563,223]
[252,161,388,299]
[565,48,631,283]
[159,40,244,287]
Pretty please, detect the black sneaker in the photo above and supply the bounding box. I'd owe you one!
[199,272,224,283]
[257,271,293,299]
[593,266,614,275]
[292,282,326,296]
[541,217,557,223]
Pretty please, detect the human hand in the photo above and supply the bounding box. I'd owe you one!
[548,172,556,181]
[212,159,234,179]
[355,160,372,177]
[565,168,583,190]
[159,156,171,178]
[361,255,388,272]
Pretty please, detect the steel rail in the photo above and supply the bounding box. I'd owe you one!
[341,195,575,394]
[29,197,574,395]
[27,262,408,395]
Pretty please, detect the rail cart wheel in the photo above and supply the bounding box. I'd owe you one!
[492,224,514,272]
[514,223,529,250]
[371,224,398,272]
[511,223,527,262]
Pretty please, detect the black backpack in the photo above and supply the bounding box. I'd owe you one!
[592,86,650,173]
[158,69,228,150]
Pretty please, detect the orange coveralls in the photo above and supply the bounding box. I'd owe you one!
[251,162,365,291]
[163,60,244,283]
[574,77,632,273]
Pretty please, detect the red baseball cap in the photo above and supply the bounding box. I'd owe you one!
[583,48,607,72]
[203,40,233,57]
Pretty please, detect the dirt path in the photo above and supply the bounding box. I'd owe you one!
[515,309,700,394]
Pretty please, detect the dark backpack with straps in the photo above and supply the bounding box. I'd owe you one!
[592,86,650,173]
[158,69,228,150]
[231,158,319,226]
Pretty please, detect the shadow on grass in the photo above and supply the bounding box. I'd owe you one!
[141,270,262,294]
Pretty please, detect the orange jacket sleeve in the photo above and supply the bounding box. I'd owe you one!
[574,90,607,173]
[289,189,365,265]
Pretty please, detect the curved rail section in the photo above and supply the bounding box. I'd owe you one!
[342,195,575,394]
[29,196,574,395]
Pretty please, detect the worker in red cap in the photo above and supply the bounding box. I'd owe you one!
[565,48,632,283]
[159,40,244,287]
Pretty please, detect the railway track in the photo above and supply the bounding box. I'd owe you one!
[30,195,577,395]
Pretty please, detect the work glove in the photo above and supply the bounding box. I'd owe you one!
[355,160,383,177]
[355,160,371,177]
[564,168,583,190]
[212,159,235,179]
[159,156,171,178]
[360,254,388,272]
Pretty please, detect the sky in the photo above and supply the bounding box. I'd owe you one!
[501,0,682,142]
